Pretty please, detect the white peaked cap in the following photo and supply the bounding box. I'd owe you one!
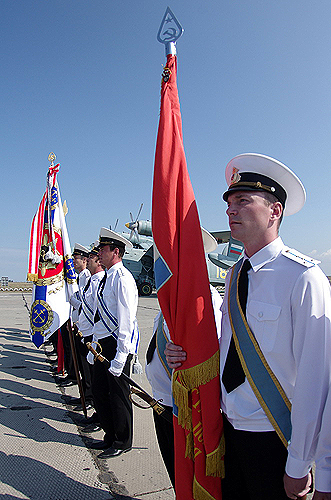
[224,153,306,216]
[98,228,133,250]
[73,243,90,257]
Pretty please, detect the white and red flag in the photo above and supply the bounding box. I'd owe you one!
[27,157,77,348]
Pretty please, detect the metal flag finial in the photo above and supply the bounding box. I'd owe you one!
[157,7,184,56]
[48,152,56,166]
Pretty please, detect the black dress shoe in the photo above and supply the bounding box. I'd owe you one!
[68,397,81,405]
[81,423,102,433]
[89,440,112,450]
[58,378,77,387]
[72,402,93,411]
[76,412,99,425]
[98,447,132,459]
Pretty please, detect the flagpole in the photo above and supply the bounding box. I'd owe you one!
[66,319,88,418]
[153,9,224,499]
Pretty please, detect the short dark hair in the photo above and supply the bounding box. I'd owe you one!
[262,192,284,228]
[108,243,125,258]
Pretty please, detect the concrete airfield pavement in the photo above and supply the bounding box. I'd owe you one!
[1,290,315,500]
[0,291,175,500]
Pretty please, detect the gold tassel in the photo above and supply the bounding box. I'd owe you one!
[172,376,192,430]
[193,476,218,500]
[172,350,220,432]
[176,350,220,391]
[27,273,38,283]
[185,431,194,460]
[205,434,225,478]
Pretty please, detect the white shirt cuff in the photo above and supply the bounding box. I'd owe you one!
[315,468,331,493]
[285,454,312,480]
[114,350,128,365]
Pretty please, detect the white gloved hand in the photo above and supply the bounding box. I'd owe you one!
[87,351,95,365]
[108,359,124,377]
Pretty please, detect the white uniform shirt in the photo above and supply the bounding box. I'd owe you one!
[145,312,173,406]
[78,270,105,337]
[70,267,91,324]
[146,285,223,407]
[92,261,139,369]
[220,237,331,491]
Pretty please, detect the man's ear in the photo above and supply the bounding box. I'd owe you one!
[271,201,283,221]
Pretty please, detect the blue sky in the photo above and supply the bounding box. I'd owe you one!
[1,0,331,281]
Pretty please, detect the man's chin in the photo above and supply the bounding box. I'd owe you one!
[230,226,241,238]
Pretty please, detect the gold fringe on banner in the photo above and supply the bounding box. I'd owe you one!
[175,350,220,391]
[172,376,191,430]
[172,350,220,430]
[185,430,194,460]
[206,434,225,478]
[172,349,223,481]
[193,475,219,500]
[185,430,224,476]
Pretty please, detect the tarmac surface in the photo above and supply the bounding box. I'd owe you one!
[0,291,317,500]
[0,292,175,500]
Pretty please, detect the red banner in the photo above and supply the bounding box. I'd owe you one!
[152,54,224,499]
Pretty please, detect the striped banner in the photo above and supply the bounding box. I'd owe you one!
[27,162,78,347]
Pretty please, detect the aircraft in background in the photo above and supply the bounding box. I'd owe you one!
[208,231,244,270]
[121,216,244,295]
[113,206,155,296]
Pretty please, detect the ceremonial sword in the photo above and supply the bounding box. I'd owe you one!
[76,330,172,422]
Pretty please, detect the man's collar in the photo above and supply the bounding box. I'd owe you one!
[106,261,122,275]
[92,270,105,278]
[245,237,284,272]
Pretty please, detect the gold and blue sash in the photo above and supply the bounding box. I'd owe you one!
[156,313,171,380]
[228,259,292,447]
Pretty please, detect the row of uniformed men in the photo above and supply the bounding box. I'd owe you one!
[62,225,221,477]
[65,228,140,459]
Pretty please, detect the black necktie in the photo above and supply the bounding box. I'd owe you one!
[84,277,91,293]
[222,259,251,393]
[94,273,107,323]
[146,331,156,364]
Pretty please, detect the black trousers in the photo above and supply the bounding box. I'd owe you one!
[221,416,289,500]
[60,323,76,379]
[91,336,132,450]
[153,406,175,487]
[74,331,93,403]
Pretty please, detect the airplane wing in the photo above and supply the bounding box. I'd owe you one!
[209,230,231,244]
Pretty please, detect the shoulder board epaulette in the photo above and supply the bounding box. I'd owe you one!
[282,247,320,267]
[118,267,126,277]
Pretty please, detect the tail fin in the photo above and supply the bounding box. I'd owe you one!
[227,236,244,259]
